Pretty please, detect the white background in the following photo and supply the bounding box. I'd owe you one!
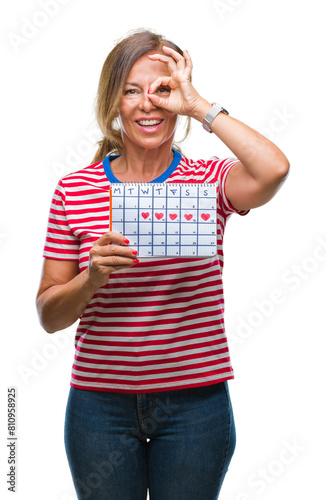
[1,0,325,498]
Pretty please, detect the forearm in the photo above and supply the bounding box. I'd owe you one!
[190,99,290,181]
[37,232,136,334]
[36,269,99,334]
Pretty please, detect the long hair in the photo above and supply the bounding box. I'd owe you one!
[92,28,191,163]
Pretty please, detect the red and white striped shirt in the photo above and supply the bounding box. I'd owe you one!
[43,150,249,393]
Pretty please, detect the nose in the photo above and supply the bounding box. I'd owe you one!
[139,89,157,112]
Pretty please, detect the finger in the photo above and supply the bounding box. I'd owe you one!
[147,77,174,109]
[147,52,178,73]
[98,254,138,268]
[89,251,138,275]
[94,242,137,258]
[183,49,193,75]
[96,231,130,247]
[110,259,139,273]
[147,92,170,110]
[148,76,173,94]
[147,53,172,63]
[162,45,185,65]
[147,93,166,109]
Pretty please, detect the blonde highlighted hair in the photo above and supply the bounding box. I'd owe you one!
[92,28,191,164]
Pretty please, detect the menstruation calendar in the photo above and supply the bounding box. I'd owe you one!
[110,183,218,258]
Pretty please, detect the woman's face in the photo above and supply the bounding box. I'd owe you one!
[117,53,178,151]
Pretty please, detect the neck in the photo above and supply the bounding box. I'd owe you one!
[111,139,175,183]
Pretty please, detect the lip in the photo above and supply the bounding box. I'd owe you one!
[135,117,164,134]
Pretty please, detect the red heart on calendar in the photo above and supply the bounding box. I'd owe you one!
[155,213,164,220]
[201,213,210,221]
[169,213,178,220]
[141,212,150,219]
[184,214,193,221]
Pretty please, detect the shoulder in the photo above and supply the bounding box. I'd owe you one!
[170,155,239,183]
[58,160,108,188]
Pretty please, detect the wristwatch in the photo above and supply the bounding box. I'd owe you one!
[203,102,229,133]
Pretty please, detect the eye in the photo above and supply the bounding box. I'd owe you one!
[157,86,171,94]
[124,88,138,95]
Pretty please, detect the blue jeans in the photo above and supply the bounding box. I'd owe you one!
[64,381,236,500]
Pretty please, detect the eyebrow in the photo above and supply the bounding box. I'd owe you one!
[125,82,141,87]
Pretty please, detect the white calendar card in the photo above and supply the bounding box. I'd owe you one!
[110,183,218,258]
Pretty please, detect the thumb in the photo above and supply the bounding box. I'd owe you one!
[147,76,172,109]
[147,92,169,109]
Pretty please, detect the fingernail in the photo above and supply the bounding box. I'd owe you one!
[133,259,140,263]
[124,238,130,244]
[132,250,138,255]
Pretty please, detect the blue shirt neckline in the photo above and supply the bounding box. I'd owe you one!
[102,149,182,183]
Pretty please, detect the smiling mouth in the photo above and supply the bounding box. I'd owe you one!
[136,119,163,127]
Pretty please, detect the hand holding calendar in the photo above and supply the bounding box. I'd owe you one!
[88,231,138,286]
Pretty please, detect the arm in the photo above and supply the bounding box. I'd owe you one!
[147,47,290,211]
[36,232,138,333]
[190,100,290,211]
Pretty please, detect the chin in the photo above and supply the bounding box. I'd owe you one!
[128,134,173,151]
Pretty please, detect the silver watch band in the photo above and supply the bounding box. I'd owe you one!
[203,102,229,133]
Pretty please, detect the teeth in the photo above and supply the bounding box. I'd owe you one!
[138,119,162,126]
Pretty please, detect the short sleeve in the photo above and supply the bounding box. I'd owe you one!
[215,157,250,217]
[43,180,80,260]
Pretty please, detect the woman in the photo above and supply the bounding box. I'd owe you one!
[36,29,289,500]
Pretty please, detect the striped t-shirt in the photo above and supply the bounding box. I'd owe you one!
[43,149,249,393]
